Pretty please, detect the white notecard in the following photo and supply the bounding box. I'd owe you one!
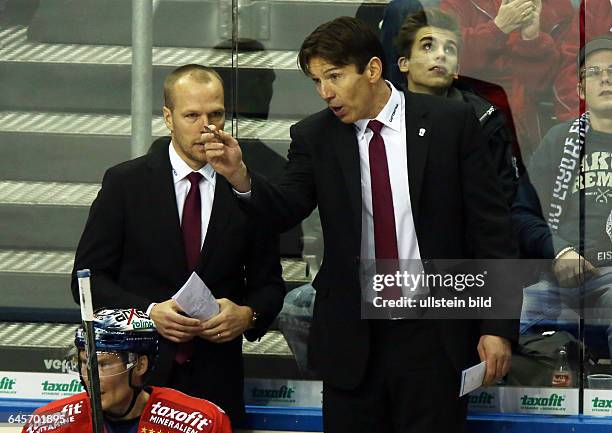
[172,272,219,321]
[459,361,486,397]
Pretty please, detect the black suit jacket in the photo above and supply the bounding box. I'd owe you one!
[71,137,285,421]
[244,91,519,390]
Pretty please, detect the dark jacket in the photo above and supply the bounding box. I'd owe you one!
[242,90,519,390]
[71,137,286,423]
[452,85,519,206]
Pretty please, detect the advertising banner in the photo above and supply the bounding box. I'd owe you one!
[0,373,583,417]
[469,386,579,415]
[584,389,612,417]
[0,348,75,374]
[467,388,501,412]
[244,379,322,408]
[244,381,580,415]
[0,371,83,401]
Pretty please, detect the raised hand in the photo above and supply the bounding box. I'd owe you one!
[494,0,536,34]
[203,126,251,192]
[521,0,542,40]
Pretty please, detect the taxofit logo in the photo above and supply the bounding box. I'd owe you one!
[251,385,295,400]
[591,397,612,409]
[148,402,211,433]
[0,376,16,391]
[520,394,565,408]
[469,392,494,405]
[60,402,83,416]
[41,379,83,394]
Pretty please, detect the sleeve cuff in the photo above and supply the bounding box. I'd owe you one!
[511,32,555,56]
[551,234,573,258]
[146,303,156,317]
[233,189,252,199]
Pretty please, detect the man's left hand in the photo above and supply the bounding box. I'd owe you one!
[477,335,512,386]
[199,298,253,343]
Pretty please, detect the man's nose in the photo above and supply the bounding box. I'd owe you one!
[434,47,446,60]
[319,83,334,101]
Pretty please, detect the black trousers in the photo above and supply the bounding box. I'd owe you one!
[323,320,468,433]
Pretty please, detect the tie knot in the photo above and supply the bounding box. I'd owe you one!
[368,119,384,135]
[186,172,203,186]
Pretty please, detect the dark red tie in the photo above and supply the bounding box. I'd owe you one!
[176,172,203,364]
[368,120,401,299]
[182,172,203,272]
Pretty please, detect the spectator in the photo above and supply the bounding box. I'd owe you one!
[513,36,612,353]
[554,0,612,121]
[395,7,519,205]
[380,0,425,87]
[440,0,574,159]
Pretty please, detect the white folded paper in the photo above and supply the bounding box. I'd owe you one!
[172,272,219,321]
[459,361,486,397]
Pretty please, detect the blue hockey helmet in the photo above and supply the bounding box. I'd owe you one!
[75,308,158,359]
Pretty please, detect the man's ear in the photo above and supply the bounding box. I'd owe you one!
[134,355,149,376]
[577,81,585,101]
[366,57,384,82]
[162,106,173,133]
[398,57,410,73]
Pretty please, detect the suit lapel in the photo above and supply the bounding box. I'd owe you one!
[332,119,362,237]
[198,176,232,271]
[330,90,433,237]
[146,137,187,272]
[404,91,432,227]
[148,138,232,274]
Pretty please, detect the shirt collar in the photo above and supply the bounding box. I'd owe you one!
[354,81,402,140]
[168,141,216,184]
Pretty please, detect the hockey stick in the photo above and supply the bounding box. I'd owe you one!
[77,269,105,433]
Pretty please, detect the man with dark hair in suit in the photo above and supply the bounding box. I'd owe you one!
[203,17,518,433]
[71,63,285,425]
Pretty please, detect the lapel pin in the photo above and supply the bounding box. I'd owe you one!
[418,128,426,137]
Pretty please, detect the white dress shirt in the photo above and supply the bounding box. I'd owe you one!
[168,142,217,248]
[147,143,217,316]
[354,82,421,263]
